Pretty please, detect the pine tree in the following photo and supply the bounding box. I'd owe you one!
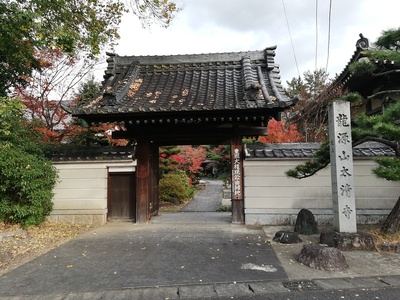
[159,146,182,176]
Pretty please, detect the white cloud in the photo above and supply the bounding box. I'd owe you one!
[109,0,400,85]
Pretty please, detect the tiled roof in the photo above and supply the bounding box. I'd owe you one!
[244,142,395,159]
[331,34,400,94]
[70,47,297,120]
[47,147,134,162]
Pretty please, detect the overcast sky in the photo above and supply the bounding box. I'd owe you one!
[111,0,400,85]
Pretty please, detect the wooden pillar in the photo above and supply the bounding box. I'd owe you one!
[230,136,245,224]
[135,138,153,223]
[149,142,160,217]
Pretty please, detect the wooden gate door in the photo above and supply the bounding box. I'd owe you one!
[108,172,136,221]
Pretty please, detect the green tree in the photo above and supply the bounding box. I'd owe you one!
[0,97,57,226]
[0,0,125,96]
[64,76,111,146]
[203,145,231,180]
[286,69,330,100]
[0,0,179,96]
[74,74,102,106]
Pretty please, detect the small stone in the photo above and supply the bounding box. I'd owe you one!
[294,209,319,235]
[273,231,302,244]
[0,252,11,262]
[297,244,349,271]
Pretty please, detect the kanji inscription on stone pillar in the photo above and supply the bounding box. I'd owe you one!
[328,101,357,233]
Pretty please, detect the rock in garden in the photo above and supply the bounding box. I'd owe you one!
[298,244,349,271]
[319,232,375,251]
[273,231,302,244]
[294,209,319,235]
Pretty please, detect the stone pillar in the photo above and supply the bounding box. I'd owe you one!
[230,136,245,224]
[328,101,357,233]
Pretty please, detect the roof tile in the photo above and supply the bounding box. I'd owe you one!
[70,48,297,117]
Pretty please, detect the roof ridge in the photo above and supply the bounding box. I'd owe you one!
[111,47,277,66]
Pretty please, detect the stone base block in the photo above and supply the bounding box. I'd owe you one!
[244,209,390,226]
[47,214,106,225]
[377,243,400,253]
[319,232,375,251]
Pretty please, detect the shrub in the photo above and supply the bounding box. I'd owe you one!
[216,205,232,212]
[0,144,57,226]
[159,171,194,204]
[0,97,57,227]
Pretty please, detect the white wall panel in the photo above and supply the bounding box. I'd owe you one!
[244,157,400,225]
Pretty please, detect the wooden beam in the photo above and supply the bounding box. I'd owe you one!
[113,124,268,143]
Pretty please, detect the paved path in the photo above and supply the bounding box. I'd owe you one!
[1,221,400,299]
[0,222,286,298]
[151,212,231,224]
[179,179,224,212]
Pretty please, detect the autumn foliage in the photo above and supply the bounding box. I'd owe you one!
[13,48,127,146]
[258,119,304,143]
[160,145,207,181]
[172,146,207,175]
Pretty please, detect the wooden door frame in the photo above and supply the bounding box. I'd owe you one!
[107,168,136,221]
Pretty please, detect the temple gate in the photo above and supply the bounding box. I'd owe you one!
[69,47,297,224]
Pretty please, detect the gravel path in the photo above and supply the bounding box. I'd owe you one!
[179,179,223,212]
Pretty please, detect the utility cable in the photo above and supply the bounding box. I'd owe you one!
[315,0,318,72]
[326,0,333,72]
[282,0,300,79]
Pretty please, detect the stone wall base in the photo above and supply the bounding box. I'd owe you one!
[245,209,391,226]
[48,210,107,225]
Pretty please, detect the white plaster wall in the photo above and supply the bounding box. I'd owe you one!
[244,158,400,225]
[49,160,136,225]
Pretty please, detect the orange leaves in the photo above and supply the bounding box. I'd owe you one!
[258,119,304,143]
[178,145,207,175]
[161,145,207,178]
